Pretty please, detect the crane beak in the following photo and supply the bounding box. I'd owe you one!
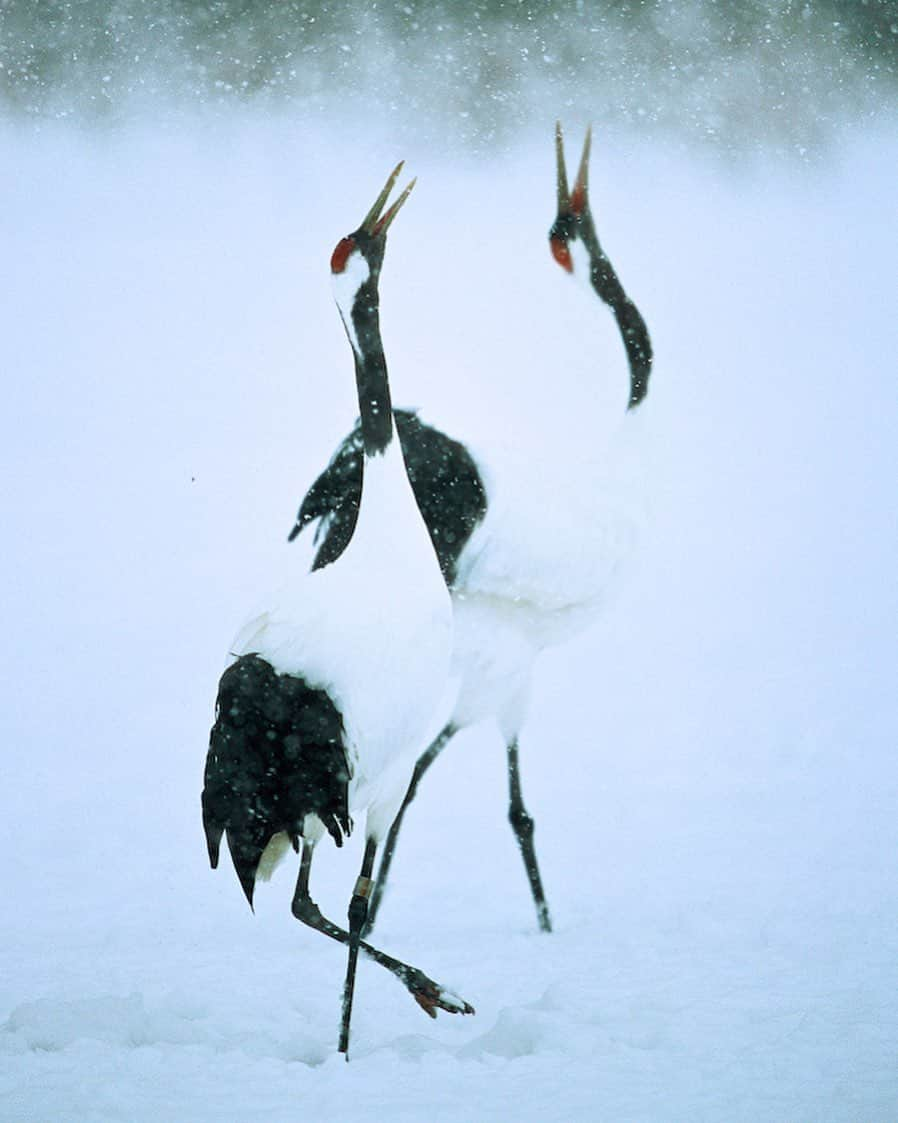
[361,161,417,237]
[555,122,591,217]
[555,121,570,213]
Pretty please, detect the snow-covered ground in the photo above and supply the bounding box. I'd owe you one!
[2,116,896,1121]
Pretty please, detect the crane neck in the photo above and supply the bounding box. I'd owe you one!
[577,229,653,410]
[351,303,394,457]
[336,266,395,457]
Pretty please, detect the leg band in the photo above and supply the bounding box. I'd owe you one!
[354,875,374,898]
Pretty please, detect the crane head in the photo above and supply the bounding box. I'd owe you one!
[548,122,598,277]
[330,162,416,283]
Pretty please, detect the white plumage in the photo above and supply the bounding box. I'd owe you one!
[203,164,472,1058]
[232,448,451,842]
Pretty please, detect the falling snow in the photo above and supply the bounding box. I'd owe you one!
[2,3,897,1119]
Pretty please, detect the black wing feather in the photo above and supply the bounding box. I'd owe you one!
[202,654,351,908]
[288,410,487,586]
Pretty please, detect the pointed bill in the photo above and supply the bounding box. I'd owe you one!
[373,176,416,236]
[555,120,570,212]
[360,161,414,236]
[570,125,591,216]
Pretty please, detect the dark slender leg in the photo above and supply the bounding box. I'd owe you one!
[507,737,552,932]
[364,722,458,935]
[339,838,377,1057]
[291,840,474,1049]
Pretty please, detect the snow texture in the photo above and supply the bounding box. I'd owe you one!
[1,116,896,1121]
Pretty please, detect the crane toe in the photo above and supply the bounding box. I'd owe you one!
[406,973,476,1018]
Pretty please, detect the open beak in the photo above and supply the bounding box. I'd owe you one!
[555,121,591,217]
[360,161,417,237]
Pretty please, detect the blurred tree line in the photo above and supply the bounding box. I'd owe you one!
[1,0,895,150]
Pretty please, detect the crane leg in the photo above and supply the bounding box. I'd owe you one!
[364,722,458,935]
[506,736,552,932]
[291,838,474,1054]
[339,838,377,1057]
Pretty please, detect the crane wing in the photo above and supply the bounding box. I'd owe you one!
[288,409,488,587]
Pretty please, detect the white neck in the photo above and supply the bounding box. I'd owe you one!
[332,252,371,359]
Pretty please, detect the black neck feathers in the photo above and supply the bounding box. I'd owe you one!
[350,275,395,456]
[569,216,651,410]
[587,249,653,411]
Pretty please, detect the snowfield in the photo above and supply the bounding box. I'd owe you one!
[2,117,896,1121]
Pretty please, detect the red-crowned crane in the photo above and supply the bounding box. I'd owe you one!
[203,165,474,1058]
[290,125,653,936]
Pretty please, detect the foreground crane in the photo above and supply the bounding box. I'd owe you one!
[203,165,474,1057]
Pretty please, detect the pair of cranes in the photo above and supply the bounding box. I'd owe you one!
[202,124,653,1057]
